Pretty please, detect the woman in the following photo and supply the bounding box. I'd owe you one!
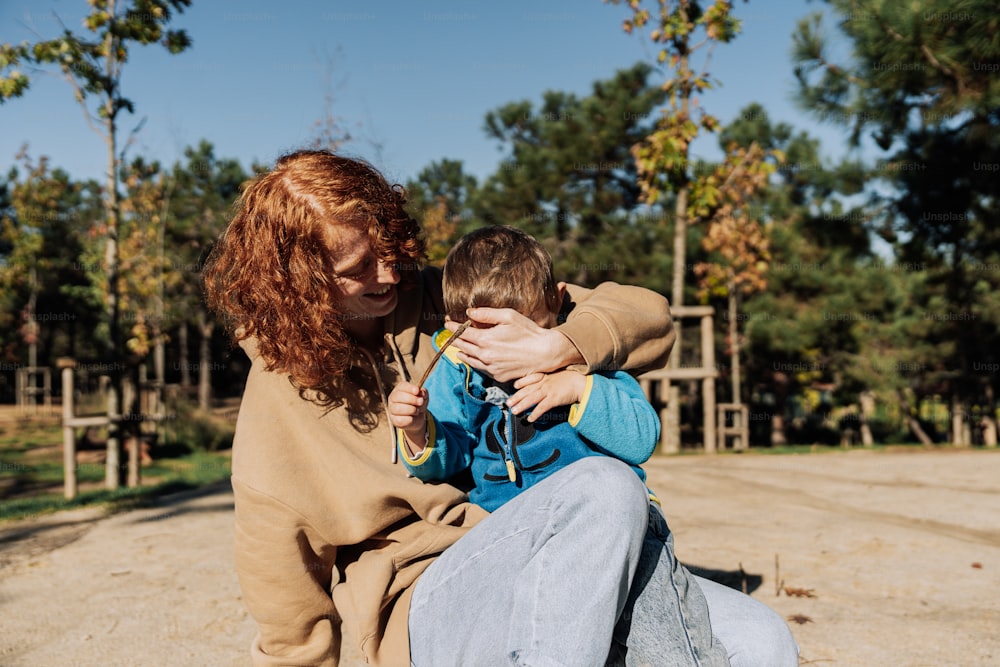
[203,149,797,666]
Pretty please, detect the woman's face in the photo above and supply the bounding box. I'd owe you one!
[327,224,400,335]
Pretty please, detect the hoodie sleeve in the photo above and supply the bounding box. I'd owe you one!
[232,477,342,667]
[568,371,660,465]
[399,356,475,482]
[559,282,674,376]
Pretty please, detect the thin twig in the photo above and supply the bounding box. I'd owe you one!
[417,321,471,388]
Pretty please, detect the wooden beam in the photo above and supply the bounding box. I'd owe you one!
[671,305,715,318]
[640,367,719,381]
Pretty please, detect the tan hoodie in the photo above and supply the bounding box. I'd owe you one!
[231,267,674,666]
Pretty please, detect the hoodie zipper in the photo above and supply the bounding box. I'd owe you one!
[500,404,518,482]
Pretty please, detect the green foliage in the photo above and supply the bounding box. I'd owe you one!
[792,0,1000,443]
[0,0,194,412]
[716,104,895,441]
[473,62,669,285]
[794,1,1000,146]
[0,417,231,521]
[0,452,231,522]
[165,141,248,315]
[3,4,997,449]
[0,152,105,363]
[0,1,192,107]
[405,159,479,264]
[162,395,235,452]
[606,1,745,197]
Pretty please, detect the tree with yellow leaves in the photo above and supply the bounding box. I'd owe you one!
[694,141,777,411]
[1,0,192,487]
[607,0,777,450]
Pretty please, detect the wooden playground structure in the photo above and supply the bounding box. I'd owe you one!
[56,358,168,499]
[638,305,748,454]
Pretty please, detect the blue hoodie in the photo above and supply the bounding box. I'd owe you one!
[398,328,660,512]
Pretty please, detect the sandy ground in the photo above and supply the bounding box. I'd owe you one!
[0,447,998,667]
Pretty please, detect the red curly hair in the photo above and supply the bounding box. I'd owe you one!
[203,150,425,405]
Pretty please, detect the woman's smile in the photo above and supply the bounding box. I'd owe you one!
[364,283,397,305]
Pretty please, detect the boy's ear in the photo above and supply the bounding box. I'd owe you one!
[555,282,572,324]
[556,281,567,301]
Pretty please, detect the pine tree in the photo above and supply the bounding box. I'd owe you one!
[793,0,1000,445]
[472,62,670,287]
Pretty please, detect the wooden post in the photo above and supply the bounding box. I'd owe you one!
[127,369,142,488]
[717,403,749,451]
[641,306,718,454]
[657,379,672,454]
[58,358,78,500]
[702,312,717,454]
[859,390,876,447]
[104,373,121,489]
[982,417,997,448]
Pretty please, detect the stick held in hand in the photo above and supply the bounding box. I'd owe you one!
[418,321,471,388]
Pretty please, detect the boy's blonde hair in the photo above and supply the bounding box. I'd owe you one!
[443,225,561,323]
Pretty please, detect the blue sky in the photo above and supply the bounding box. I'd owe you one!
[1,0,863,186]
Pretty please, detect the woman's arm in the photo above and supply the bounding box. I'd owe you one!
[233,478,342,667]
[559,282,674,376]
[448,282,674,383]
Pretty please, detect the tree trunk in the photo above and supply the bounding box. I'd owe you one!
[729,287,740,404]
[197,308,213,411]
[125,367,141,488]
[982,417,998,447]
[951,394,969,446]
[151,323,166,449]
[153,325,165,391]
[27,265,38,408]
[178,321,191,389]
[983,385,998,448]
[664,185,689,454]
[770,371,789,446]
[859,390,875,447]
[897,389,934,446]
[69,315,77,359]
[103,12,124,490]
[728,285,743,449]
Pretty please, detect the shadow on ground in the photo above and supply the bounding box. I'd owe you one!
[0,479,234,569]
[686,564,764,594]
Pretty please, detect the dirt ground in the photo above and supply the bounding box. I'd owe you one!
[0,447,997,667]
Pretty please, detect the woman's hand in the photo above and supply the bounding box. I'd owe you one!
[507,370,587,422]
[447,308,584,383]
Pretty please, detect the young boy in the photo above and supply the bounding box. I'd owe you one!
[389,224,730,666]
[388,224,660,510]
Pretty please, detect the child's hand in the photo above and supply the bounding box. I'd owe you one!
[508,370,586,422]
[388,381,428,442]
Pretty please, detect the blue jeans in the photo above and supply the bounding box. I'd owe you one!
[605,502,730,666]
[408,458,798,666]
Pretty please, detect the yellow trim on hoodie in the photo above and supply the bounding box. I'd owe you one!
[567,374,594,427]
[434,328,464,365]
[396,418,437,466]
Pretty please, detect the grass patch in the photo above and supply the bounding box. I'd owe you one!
[0,413,234,523]
[0,449,232,523]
